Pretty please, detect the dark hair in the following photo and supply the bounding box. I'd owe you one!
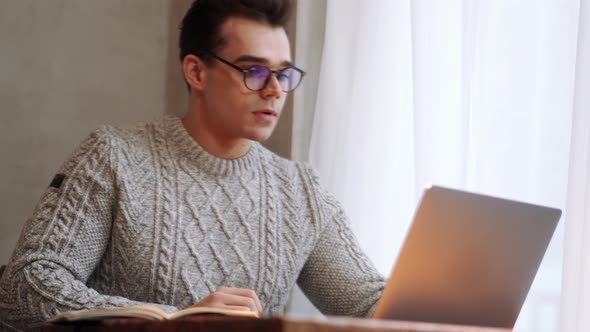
[179,0,294,63]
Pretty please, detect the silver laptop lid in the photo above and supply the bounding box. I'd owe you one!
[372,185,561,328]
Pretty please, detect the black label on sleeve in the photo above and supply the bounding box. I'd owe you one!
[49,174,66,189]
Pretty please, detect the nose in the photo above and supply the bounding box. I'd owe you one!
[260,73,282,99]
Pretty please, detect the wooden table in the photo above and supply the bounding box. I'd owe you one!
[42,314,512,332]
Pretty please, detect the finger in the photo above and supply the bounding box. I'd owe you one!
[212,292,259,314]
[222,305,259,316]
[217,287,263,314]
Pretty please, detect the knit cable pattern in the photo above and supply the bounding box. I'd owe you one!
[0,115,385,331]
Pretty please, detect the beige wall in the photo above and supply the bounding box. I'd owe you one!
[0,1,293,264]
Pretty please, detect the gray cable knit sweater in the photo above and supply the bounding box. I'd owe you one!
[0,115,385,331]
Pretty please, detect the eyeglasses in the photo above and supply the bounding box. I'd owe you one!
[198,51,306,92]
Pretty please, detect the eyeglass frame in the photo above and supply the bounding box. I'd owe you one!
[196,51,306,92]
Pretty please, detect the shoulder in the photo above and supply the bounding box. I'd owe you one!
[61,118,161,172]
[256,144,320,184]
[97,118,158,148]
[256,145,338,208]
[78,117,170,162]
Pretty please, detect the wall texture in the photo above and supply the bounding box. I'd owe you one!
[0,1,293,264]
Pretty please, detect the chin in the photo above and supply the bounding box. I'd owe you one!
[244,128,275,142]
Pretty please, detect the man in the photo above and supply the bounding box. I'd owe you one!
[0,0,385,330]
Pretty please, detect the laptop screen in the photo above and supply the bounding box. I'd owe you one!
[372,186,560,328]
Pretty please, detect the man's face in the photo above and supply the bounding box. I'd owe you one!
[199,16,291,143]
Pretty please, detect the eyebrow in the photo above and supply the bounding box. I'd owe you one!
[234,54,293,67]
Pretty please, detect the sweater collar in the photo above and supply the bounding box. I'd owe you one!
[163,114,262,176]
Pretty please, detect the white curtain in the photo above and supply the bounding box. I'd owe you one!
[291,1,582,331]
[560,0,590,331]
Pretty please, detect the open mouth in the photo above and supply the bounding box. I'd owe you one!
[253,110,277,122]
[254,110,277,116]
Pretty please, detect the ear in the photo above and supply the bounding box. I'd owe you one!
[182,54,207,92]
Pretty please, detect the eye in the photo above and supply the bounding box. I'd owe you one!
[245,66,270,80]
[277,68,296,81]
[276,72,288,82]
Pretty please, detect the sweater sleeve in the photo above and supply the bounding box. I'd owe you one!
[296,166,386,317]
[0,128,177,332]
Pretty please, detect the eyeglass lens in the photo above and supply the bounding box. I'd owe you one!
[244,66,302,92]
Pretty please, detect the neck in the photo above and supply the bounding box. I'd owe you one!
[181,109,252,160]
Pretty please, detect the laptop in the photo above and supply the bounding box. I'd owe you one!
[372,185,561,328]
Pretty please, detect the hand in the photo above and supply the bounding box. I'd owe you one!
[191,287,263,317]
